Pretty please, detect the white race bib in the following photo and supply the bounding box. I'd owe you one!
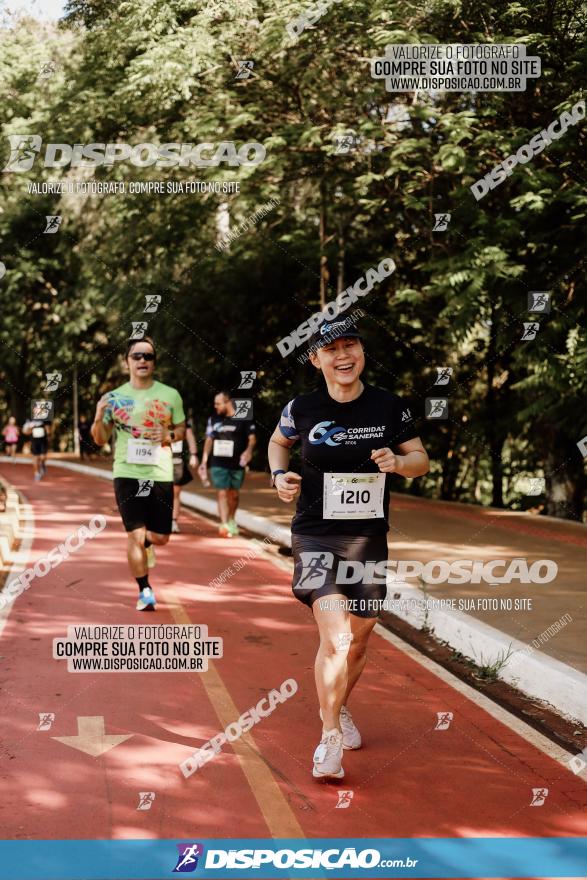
[213,439,234,457]
[32,426,46,438]
[171,440,183,453]
[323,472,385,520]
[126,438,161,465]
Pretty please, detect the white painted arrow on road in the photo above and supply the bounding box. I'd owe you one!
[52,716,132,757]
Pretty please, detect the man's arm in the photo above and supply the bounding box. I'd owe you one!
[91,396,113,446]
[167,421,186,444]
[200,436,213,467]
[239,432,256,467]
[186,425,199,468]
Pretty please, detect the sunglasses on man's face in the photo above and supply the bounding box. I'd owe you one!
[130,352,155,362]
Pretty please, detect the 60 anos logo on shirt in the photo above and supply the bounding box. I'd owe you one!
[308,421,388,445]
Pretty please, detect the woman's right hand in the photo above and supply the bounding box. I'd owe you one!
[275,472,302,503]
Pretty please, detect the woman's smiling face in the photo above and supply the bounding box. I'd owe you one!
[310,336,365,385]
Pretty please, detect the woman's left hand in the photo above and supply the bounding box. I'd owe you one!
[371,447,404,473]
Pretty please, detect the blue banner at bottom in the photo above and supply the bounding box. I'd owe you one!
[0,837,586,879]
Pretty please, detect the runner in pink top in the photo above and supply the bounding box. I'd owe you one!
[2,417,19,461]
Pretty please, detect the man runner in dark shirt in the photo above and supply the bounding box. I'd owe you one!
[199,391,256,538]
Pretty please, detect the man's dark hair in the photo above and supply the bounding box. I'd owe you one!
[125,336,157,361]
[216,390,232,401]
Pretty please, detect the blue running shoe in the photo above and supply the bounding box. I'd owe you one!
[136,586,156,611]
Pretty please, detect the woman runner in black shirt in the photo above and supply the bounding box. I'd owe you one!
[268,321,429,779]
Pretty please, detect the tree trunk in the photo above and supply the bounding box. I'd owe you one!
[486,308,505,507]
[319,178,329,309]
[544,430,585,521]
[441,425,461,500]
[336,219,345,294]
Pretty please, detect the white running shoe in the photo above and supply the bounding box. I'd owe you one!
[312,728,344,779]
[320,706,362,750]
[339,705,362,749]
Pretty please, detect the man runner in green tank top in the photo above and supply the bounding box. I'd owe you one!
[91,336,186,610]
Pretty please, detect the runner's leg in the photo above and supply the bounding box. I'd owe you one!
[227,488,239,520]
[312,601,351,732]
[344,615,377,704]
[217,489,229,524]
[172,484,181,521]
[127,526,148,576]
[145,531,170,547]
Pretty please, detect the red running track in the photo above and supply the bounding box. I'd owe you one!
[0,464,586,877]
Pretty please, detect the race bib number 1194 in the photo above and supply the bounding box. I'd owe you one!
[126,438,161,465]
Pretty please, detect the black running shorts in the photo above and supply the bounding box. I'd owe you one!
[31,438,48,456]
[113,478,173,534]
[291,533,388,619]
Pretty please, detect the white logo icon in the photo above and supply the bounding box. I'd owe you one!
[136,480,154,497]
[521,322,539,341]
[144,295,161,313]
[129,322,148,340]
[45,372,62,392]
[576,436,587,459]
[298,552,334,589]
[527,478,545,496]
[238,371,256,390]
[568,748,587,775]
[137,791,155,810]
[435,712,453,730]
[530,787,548,806]
[426,398,448,419]
[334,133,362,154]
[235,60,254,80]
[0,262,5,280]
[433,213,451,231]
[335,632,353,653]
[38,61,58,80]
[32,399,53,420]
[44,215,62,233]
[528,291,551,313]
[37,712,55,731]
[233,398,253,419]
[335,790,354,808]
[434,367,453,385]
[3,134,43,172]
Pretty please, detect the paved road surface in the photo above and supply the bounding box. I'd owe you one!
[0,463,585,879]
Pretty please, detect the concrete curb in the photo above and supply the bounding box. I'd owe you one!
[0,474,23,568]
[0,478,35,641]
[383,583,587,726]
[29,459,587,727]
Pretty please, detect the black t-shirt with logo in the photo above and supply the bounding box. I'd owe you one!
[278,384,419,536]
[206,416,256,470]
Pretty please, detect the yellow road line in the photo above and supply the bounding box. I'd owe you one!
[166,588,305,838]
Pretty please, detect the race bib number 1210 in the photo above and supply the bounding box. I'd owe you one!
[323,472,385,520]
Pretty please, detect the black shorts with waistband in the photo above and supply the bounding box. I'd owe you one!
[113,478,173,534]
[291,533,388,619]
